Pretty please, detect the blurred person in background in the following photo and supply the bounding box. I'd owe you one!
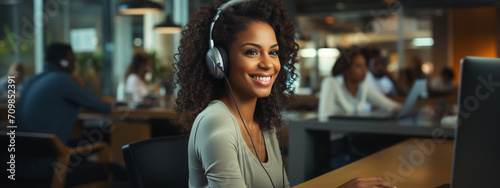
[124,51,153,107]
[17,42,115,145]
[318,48,406,163]
[428,67,457,96]
[401,56,426,88]
[318,48,401,122]
[366,52,408,96]
[0,62,25,93]
[14,43,129,186]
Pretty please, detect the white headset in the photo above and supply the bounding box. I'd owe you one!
[60,59,69,68]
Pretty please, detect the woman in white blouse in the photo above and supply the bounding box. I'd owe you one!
[125,52,152,105]
[318,49,401,122]
[318,49,407,161]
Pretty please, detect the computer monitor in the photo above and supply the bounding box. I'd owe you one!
[450,57,500,187]
[396,78,427,118]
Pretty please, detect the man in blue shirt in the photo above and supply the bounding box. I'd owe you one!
[17,43,113,144]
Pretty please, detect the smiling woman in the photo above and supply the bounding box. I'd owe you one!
[174,0,396,188]
[174,0,298,134]
[173,0,298,187]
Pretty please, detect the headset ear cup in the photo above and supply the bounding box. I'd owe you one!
[205,47,225,79]
[60,59,69,68]
[216,46,229,76]
[205,48,216,78]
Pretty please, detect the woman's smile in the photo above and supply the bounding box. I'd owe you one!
[249,74,273,87]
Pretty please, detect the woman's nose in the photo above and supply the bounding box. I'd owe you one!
[258,55,276,70]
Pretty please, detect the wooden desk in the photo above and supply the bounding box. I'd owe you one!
[78,107,176,167]
[288,113,455,185]
[1,104,176,168]
[78,107,175,120]
[294,138,454,188]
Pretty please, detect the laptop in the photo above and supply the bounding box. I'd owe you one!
[438,57,500,188]
[329,78,427,120]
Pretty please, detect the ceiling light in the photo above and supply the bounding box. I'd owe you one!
[154,0,182,34]
[318,48,339,58]
[155,15,182,34]
[325,16,335,24]
[412,37,434,47]
[118,0,163,15]
[300,48,317,58]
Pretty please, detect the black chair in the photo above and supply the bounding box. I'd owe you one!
[122,135,189,188]
[0,131,110,188]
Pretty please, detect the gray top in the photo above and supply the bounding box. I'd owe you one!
[188,100,289,188]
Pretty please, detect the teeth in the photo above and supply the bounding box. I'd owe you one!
[253,76,271,82]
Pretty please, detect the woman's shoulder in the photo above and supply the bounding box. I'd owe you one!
[126,74,139,82]
[190,101,241,148]
[125,74,148,89]
[321,75,343,87]
[192,100,238,134]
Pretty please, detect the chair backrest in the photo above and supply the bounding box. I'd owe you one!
[0,131,66,156]
[0,131,67,188]
[122,134,189,188]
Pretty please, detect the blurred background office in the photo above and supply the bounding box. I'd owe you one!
[1,0,499,100]
[0,0,499,187]
[0,63,25,93]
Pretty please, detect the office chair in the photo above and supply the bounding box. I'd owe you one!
[0,131,110,188]
[122,134,189,188]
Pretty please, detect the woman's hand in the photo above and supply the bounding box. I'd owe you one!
[338,177,396,188]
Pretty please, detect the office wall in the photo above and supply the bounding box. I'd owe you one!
[432,10,449,78]
[449,6,498,83]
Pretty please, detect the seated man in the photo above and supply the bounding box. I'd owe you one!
[17,43,114,145]
[367,54,408,96]
[14,43,127,186]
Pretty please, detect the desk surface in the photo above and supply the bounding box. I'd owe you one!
[294,138,454,188]
[288,111,456,185]
[291,116,455,137]
[79,107,175,120]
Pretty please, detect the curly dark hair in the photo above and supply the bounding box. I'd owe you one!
[173,0,299,133]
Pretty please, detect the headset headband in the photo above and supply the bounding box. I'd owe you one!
[208,0,249,49]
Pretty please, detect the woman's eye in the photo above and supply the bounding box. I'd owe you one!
[269,50,279,56]
[245,49,258,56]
